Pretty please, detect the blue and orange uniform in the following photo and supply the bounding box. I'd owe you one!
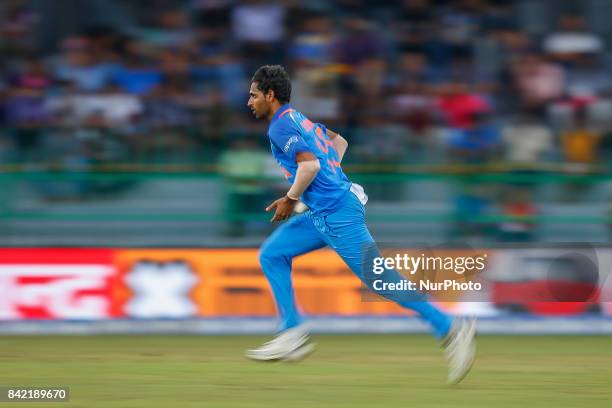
[260,104,452,338]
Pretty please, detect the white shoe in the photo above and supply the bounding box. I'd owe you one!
[245,324,312,362]
[281,342,317,362]
[443,317,476,385]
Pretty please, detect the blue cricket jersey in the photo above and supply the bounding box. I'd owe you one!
[267,104,351,215]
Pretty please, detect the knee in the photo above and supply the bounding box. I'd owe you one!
[258,248,271,267]
[258,243,278,269]
[260,252,287,283]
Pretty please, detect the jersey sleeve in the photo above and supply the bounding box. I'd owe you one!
[269,119,312,162]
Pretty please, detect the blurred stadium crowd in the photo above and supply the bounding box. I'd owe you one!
[2,0,612,165]
[0,0,610,244]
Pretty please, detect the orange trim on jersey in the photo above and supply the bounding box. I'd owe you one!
[281,167,293,179]
[327,159,338,173]
[315,137,329,154]
[278,108,295,119]
[301,119,315,132]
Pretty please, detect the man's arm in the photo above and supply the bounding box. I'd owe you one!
[326,129,348,162]
[266,151,320,222]
[287,151,320,200]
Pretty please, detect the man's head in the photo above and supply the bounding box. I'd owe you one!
[248,65,291,120]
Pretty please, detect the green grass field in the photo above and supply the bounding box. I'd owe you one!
[1,334,611,408]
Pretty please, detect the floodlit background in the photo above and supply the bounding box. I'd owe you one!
[1,1,611,407]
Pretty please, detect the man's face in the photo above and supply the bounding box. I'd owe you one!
[248,82,272,120]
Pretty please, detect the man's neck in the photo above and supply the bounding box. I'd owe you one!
[267,102,283,122]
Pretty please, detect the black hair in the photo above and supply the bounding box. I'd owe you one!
[251,65,291,104]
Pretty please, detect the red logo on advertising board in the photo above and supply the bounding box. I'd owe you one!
[0,249,116,320]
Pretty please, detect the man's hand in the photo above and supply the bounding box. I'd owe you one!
[266,195,298,222]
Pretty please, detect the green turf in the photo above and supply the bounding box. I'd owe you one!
[0,335,611,408]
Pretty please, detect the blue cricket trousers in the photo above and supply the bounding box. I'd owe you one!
[259,191,452,339]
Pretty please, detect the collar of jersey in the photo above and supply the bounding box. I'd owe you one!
[270,103,293,125]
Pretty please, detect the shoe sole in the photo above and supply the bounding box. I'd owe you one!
[244,348,290,362]
[244,335,311,362]
[281,342,316,362]
[448,319,477,385]
[448,344,475,385]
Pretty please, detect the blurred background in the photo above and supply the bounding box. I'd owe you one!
[0,0,611,329]
[2,4,612,407]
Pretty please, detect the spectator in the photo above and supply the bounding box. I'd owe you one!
[394,0,436,52]
[333,17,385,68]
[111,40,162,95]
[388,50,437,146]
[231,0,286,71]
[13,57,51,91]
[0,0,39,56]
[138,9,194,50]
[512,52,565,114]
[543,14,603,61]
[191,21,246,108]
[447,111,502,163]
[389,80,435,139]
[287,14,339,121]
[502,112,553,163]
[52,37,115,92]
[564,54,611,99]
[561,107,601,164]
[437,81,492,130]
[4,66,50,159]
[70,85,143,127]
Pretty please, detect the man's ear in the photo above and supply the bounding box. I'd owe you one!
[265,89,275,102]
